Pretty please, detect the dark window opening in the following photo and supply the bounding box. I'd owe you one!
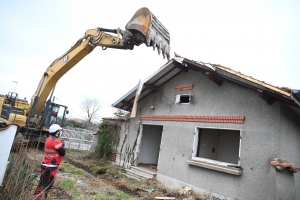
[180,95,190,103]
[175,94,192,104]
[194,128,241,164]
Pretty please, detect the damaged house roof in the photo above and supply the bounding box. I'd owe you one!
[112,55,300,116]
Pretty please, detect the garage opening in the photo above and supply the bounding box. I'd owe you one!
[193,128,241,165]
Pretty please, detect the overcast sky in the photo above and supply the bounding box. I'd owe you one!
[0,0,299,121]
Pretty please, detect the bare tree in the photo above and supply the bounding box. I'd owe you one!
[80,98,101,124]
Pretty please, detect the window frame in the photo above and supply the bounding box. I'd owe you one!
[192,126,242,169]
[175,93,192,104]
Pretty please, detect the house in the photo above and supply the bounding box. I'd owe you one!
[111,55,300,200]
[67,118,85,123]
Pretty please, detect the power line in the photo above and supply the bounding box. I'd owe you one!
[55,97,86,119]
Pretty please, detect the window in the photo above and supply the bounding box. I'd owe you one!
[189,127,242,175]
[175,93,192,104]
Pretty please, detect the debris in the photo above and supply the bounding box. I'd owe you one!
[116,179,126,186]
[139,195,151,200]
[76,179,84,184]
[179,186,192,195]
[85,173,94,179]
[140,188,155,193]
[155,197,175,199]
[76,179,87,185]
[183,197,195,200]
[58,172,71,176]
[150,165,157,169]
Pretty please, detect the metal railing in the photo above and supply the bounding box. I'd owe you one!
[61,128,95,151]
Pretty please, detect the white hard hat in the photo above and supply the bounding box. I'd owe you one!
[49,124,63,133]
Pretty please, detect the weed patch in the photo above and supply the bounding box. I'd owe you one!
[59,179,81,197]
[90,165,107,174]
[116,190,130,199]
[67,150,87,157]
[96,193,111,200]
[59,162,86,175]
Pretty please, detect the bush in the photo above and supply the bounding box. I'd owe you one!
[94,120,121,160]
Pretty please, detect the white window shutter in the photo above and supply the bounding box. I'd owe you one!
[192,128,199,157]
[175,95,180,104]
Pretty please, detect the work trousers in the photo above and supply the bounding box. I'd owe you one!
[34,164,58,199]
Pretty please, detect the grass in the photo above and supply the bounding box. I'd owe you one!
[46,196,53,200]
[57,150,191,200]
[90,165,108,174]
[94,190,131,200]
[66,150,87,156]
[59,179,81,197]
[116,191,131,199]
[96,194,111,200]
[59,162,86,175]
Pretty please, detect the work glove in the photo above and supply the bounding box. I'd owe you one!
[62,141,67,149]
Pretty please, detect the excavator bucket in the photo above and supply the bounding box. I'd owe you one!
[124,7,171,60]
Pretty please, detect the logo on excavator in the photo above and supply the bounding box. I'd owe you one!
[62,55,69,65]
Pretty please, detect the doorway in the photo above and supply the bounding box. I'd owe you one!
[138,124,163,168]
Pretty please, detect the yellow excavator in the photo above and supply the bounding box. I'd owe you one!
[0,7,170,143]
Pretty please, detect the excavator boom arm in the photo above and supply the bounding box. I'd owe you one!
[3,7,171,130]
[31,27,139,116]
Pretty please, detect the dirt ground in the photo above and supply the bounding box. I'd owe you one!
[26,149,207,200]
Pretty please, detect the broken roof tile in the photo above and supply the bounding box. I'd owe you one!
[112,57,300,115]
[268,158,300,173]
[102,117,129,121]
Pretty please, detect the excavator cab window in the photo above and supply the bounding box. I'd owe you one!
[42,102,68,128]
[6,92,18,107]
[43,103,58,127]
[50,105,59,125]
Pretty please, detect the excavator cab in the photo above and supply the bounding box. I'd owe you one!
[5,92,18,107]
[22,101,68,142]
[38,101,69,129]
[0,92,28,126]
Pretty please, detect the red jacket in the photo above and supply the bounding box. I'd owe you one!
[42,135,64,165]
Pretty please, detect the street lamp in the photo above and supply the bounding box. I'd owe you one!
[12,81,18,93]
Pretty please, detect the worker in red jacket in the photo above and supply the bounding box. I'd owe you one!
[34,124,66,199]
